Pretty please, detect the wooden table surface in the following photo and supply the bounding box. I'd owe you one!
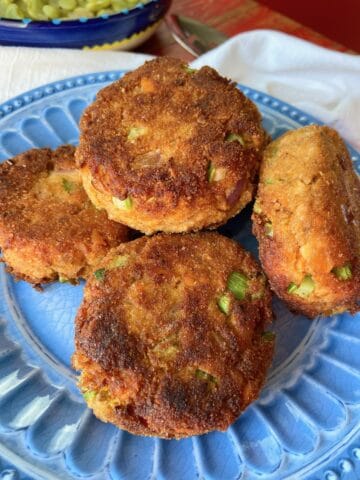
[138,0,353,61]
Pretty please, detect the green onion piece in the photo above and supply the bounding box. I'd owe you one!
[195,369,217,383]
[83,390,97,401]
[162,345,178,357]
[109,255,128,269]
[331,264,352,281]
[59,275,69,283]
[288,275,315,297]
[62,178,75,193]
[264,222,273,237]
[112,196,133,210]
[287,282,297,294]
[207,162,216,182]
[225,133,245,146]
[227,271,248,300]
[296,275,315,298]
[262,331,275,342]
[183,65,196,74]
[253,200,262,214]
[94,268,106,281]
[287,275,315,298]
[127,126,147,142]
[264,178,275,185]
[218,294,230,315]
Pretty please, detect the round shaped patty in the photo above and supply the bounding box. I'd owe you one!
[252,125,360,318]
[77,57,268,234]
[0,145,130,285]
[73,232,274,438]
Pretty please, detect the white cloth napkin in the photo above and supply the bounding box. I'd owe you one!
[0,29,359,150]
[193,30,360,151]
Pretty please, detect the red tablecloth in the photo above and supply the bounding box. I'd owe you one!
[138,0,354,60]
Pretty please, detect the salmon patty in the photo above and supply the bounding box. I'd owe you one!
[73,232,275,438]
[0,145,130,285]
[77,57,268,234]
[252,125,360,318]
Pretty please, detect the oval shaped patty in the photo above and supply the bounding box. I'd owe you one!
[253,125,360,318]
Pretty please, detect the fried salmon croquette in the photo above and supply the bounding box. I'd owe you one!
[77,57,268,234]
[0,145,130,285]
[253,125,360,318]
[73,232,275,438]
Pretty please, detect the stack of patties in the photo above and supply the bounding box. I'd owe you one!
[72,57,276,437]
[1,57,359,439]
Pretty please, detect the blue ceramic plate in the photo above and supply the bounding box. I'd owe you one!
[0,72,359,480]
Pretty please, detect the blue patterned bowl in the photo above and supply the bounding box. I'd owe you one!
[0,0,171,50]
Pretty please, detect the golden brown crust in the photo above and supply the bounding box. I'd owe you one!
[73,232,274,438]
[252,125,360,318]
[77,57,268,234]
[0,146,130,285]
